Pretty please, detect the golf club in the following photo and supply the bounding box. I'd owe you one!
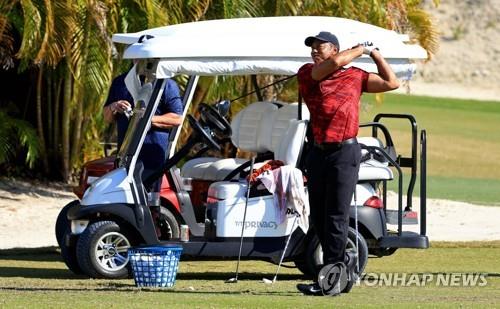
[263,213,299,284]
[353,187,360,282]
[226,156,256,283]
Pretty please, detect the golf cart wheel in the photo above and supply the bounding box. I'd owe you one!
[55,200,79,247]
[298,227,368,278]
[76,220,132,279]
[60,227,83,275]
[158,206,181,240]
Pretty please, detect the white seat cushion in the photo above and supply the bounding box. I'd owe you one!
[181,157,220,179]
[358,159,394,181]
[357,137,393,180]
[208,181,248,200]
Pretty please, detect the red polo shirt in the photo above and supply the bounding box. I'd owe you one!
[298,63,369,144]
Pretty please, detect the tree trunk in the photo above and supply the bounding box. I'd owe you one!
[54,73,62,159]
[62,66,73,181]
[70,14,93,174]
[36,66,49,174]
[70,85,83,169]
[47,72,53,149]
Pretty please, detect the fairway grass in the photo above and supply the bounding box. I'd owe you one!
[1,245,499,308]
[360,93,500,205]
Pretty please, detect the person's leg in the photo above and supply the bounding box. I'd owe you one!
[322,144,361,265]
[306,147,327,252]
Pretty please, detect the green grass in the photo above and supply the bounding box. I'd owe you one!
[359,93,500,205]
[1,245,499,308]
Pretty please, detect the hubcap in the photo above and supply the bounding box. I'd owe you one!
[315,237,358,268]
[94,232,130,272]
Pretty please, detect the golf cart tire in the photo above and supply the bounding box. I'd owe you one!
[298,227,369,278]
[76,220,133,279]
[60,227,83,275]
[55,200,79,247]
[158,206,181,240]
[370,247,398,257]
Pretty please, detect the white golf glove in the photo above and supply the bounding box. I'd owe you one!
[359,41,378,55]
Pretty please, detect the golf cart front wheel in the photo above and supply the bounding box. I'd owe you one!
[55,200,79,247]
[60,227,83,275]
[76,220,133,279]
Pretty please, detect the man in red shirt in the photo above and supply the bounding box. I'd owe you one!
[297,31,399,296]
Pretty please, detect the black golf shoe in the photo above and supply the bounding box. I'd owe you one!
[296,282,323,296]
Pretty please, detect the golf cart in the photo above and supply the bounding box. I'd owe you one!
[58,16,429,279]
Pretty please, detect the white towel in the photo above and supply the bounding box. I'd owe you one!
[257,165,309,233]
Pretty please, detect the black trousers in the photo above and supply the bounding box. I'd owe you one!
[306,143,361,265]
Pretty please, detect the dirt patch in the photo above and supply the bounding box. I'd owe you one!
[0,178,75,249]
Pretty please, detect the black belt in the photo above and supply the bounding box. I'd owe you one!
[314,137,358,151]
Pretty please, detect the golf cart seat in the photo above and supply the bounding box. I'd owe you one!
[357,137,394,181]
[181,102,310,181]
[207,114,309,201]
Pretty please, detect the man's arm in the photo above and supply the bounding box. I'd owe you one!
[151,112,183,129]
[312,45,364,81]
[365,49,400,93]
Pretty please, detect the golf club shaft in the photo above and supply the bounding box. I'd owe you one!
[273,214,298,281]
[354,185,359,274]
[234,156,256,279]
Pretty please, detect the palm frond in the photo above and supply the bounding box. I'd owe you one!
[0,1,17,69]
[16,0,43,70]
[407,7,440,59]
[0,109,40,168]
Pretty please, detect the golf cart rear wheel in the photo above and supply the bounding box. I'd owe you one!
[370,247,398,257]
[297,227,368,278]
[158,206,180,240]
[76,221,132,279]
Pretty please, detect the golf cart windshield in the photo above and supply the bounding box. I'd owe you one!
[116,65,165,168]
[116,86,150,166]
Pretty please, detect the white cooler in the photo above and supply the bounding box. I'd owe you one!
[207,181,297,237]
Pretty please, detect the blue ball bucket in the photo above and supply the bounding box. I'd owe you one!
[128,245,183,287]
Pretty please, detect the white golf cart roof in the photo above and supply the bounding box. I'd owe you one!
[112,16,427,80]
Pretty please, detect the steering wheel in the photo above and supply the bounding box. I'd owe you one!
[198,103,232,136]
[187,115,221,151]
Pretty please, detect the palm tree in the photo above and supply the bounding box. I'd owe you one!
[3,0,211,180]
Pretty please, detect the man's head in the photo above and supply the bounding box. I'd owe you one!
[304,31,340,64]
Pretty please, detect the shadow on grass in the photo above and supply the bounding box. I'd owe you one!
[0,285,297,296]
[0,247,62,262]
[0,266,88,280]
[176,271,304,281]
[0,266,305,281]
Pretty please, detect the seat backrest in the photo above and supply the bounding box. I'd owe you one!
[260,103,310,166]
[230,102,278,152]
[274,119,308,166]
[259,103,309,152]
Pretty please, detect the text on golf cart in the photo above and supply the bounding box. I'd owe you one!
[235,220,278,229]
